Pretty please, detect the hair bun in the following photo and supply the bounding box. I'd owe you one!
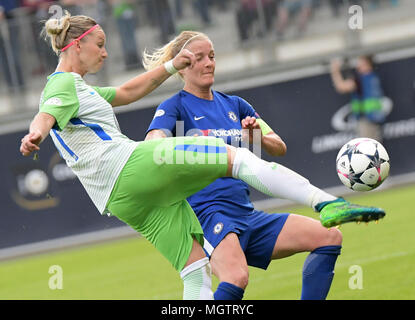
[42,12,97,55]
[45,14,70,36]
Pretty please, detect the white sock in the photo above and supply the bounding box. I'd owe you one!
[232,148,337,210]
[180,257,213,300]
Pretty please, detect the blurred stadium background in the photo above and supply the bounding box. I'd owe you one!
[0,0,414,299]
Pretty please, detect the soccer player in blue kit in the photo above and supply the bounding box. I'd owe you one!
[144,31,385,300]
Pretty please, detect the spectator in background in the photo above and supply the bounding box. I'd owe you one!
[110,0,141,70]
[276,0,312,40]
[330,56,386,143]
[0,0,25,90]
[147,0,176,44]
[329,0,398,17]
[210,0,229,11]
[174,0,183,19]
[193,0,211,27]
[59,0,82,15]
[368,0,399,10]
[60,0,107,24]
[328,0,344,17]
[236,0,276,43]
[22,0,58,75]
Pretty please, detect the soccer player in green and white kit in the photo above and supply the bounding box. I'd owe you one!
[20,13,385,300]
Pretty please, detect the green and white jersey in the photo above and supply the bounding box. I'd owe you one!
[39,72,139,214]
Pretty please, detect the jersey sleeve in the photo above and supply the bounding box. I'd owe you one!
[146,99,180,136]
[92,86,117,104]
[39,73,79,131]
[237,96,258,119]
[237,96,273,135]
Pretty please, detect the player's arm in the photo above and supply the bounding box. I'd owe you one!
[241,116,287,157]
[145,99,179,140]
[20,112,56,156]
[111,49,196,107]
[330,59,356,94]
[145,129,167,140]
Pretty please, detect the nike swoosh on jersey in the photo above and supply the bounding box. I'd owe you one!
[194,116,205,120]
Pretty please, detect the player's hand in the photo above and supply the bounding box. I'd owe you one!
[172,48,196,71]
[20,131,42,156]
[241,116,262,144]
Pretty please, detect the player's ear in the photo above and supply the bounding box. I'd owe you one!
[74,39,81,51]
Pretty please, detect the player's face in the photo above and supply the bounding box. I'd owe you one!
[79,28,108,74]
[356,57,372,74]
[182,39,215,89]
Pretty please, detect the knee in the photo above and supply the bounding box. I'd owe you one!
[311,227,343,251]
[229,268,249,289]
[326,227,343,246]
[217,266,249,290]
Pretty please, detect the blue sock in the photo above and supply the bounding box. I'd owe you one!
[214,282,244,300]
[301,245,342,300]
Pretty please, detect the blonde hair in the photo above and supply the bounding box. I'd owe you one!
[143,30,211,75]
[42,11,97,55]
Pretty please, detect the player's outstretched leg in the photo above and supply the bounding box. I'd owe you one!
[228,147,386,228]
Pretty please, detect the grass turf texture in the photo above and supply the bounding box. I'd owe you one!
[0,183,414,300]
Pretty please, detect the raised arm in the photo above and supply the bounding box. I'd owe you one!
[20,112,56,156]
[330,59,356,94]
[111,49,196,107]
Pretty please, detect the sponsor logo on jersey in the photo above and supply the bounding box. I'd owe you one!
[199,128,243,143]
[153,109,165,119]
[207,128,242,137]
[44,97,62,106]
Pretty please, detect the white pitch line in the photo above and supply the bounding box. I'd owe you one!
[248,251,411,287]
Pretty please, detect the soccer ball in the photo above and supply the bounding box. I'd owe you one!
[336,138,390,191]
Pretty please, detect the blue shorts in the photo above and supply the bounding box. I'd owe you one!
[200,210,290,270]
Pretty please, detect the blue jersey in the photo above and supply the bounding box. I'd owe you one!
[147,90,259,216]
[352,72,383,101]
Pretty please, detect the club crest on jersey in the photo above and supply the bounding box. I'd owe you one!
[213,222,224,234]
[228,111,238,122]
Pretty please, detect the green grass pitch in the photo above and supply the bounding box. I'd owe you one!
[1,183,414,300]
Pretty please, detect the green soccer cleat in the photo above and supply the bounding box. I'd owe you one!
[317,198,386,228]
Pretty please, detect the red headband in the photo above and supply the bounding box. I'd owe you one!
[61,24,100,52]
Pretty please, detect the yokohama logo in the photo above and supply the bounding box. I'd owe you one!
[206,129,242,137]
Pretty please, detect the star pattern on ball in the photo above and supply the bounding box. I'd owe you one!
[336,139,390,191]
[345,143,387,187]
